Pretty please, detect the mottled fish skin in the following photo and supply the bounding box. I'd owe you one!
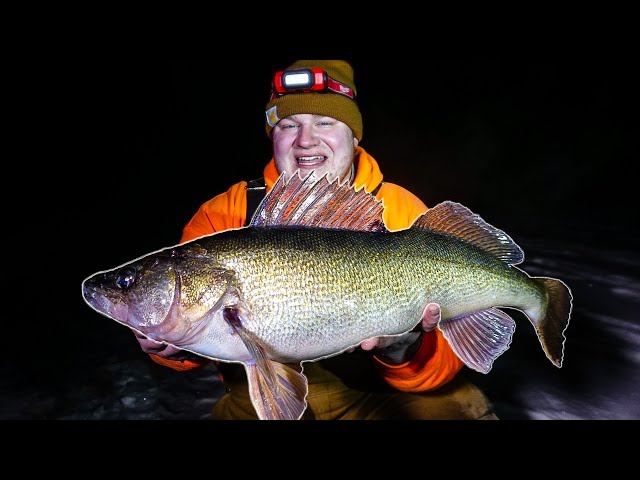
[82,170,572,420]
[194,225,544,362]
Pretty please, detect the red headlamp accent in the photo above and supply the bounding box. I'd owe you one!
[271,68,355,101]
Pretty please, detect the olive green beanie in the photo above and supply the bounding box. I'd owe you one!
[265,60,363,141]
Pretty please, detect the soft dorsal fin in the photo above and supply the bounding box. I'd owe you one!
[413,201,524,265]
[250,170,387,232]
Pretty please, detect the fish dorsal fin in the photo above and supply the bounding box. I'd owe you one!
[250,170,387,232]
[413,201,524,265]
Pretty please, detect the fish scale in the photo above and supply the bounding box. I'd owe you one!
[179,226,542,363]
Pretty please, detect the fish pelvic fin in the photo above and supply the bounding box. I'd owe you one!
[250,170,387,232]
[246,362,308,421]
[528,277,573,368]
[413,201,524,265]
[438,308,516,374]
[222,306,308,420]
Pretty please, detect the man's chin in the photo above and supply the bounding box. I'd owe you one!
[293,164,328,179]
[284,165,343,184]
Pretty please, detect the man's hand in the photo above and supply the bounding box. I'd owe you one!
[354,303,441,363]
[134,331,191,360]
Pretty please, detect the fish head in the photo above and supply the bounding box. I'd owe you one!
[82,244,236,351]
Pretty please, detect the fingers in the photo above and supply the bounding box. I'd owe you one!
[347,339,378,353]
[158,344,185,358]
[134,331,182,358]
[134,332,163,351]
[359,338,379,351]
[421,303,441,331]
[350,303,441,354]
[360,336,400,350]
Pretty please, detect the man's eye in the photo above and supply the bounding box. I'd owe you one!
[318,121,333,126]
[281,124,297,129]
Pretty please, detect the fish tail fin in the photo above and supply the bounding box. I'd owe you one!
[530,277,573,368]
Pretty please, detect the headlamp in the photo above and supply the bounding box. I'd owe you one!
[271,68,355,100]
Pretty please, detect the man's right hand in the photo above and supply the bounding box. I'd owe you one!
[354,303,442,363]
[134,331,192,360]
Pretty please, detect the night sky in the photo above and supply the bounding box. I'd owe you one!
[51,44,635,260]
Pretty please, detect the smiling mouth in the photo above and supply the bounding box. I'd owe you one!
[297,155,326,166]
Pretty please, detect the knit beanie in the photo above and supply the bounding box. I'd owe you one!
[265,60,363,141]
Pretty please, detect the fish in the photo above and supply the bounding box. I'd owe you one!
[82,170,573,420]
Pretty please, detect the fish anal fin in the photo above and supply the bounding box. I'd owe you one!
[439,307,516,374]
[251,170,387,232]
[246,362,308,420]
[414,201,524,265]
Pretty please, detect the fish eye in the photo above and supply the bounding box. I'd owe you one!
[115,267,136,290]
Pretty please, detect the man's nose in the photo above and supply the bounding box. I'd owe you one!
[296,125,317,147]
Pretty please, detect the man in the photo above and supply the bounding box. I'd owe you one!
[135,60,498,420]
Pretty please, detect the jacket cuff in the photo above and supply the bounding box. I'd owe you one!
[148,353,211,371]
[373,329,464,392]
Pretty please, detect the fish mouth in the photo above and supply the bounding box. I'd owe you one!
[82,282,130,326]
[296,155,326,167]
[82,273,214,347]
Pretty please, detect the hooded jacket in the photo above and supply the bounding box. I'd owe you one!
[150,147,464,392]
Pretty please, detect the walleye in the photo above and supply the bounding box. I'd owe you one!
[82,171,572,420]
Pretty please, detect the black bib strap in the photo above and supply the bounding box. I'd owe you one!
[370,181,384,196]
[244,177,267,226]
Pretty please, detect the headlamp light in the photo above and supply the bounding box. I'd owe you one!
[271,68,355,100]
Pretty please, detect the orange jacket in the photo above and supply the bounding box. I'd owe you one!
[151,147,464,392]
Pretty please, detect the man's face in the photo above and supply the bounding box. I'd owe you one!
[272,114,358,183]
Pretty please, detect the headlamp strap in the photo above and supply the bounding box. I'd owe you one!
[325,77,354,99]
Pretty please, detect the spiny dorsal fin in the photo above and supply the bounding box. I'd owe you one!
[250,170,387,232]
[413,201,524,265]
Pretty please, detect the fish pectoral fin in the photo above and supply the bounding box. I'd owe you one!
[439,308,516,374]
[222,306,308,420]
[246,361,308,420]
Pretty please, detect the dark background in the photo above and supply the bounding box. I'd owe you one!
[8,34,638,424]
[53,44,636,255]
[64,43,635,306]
